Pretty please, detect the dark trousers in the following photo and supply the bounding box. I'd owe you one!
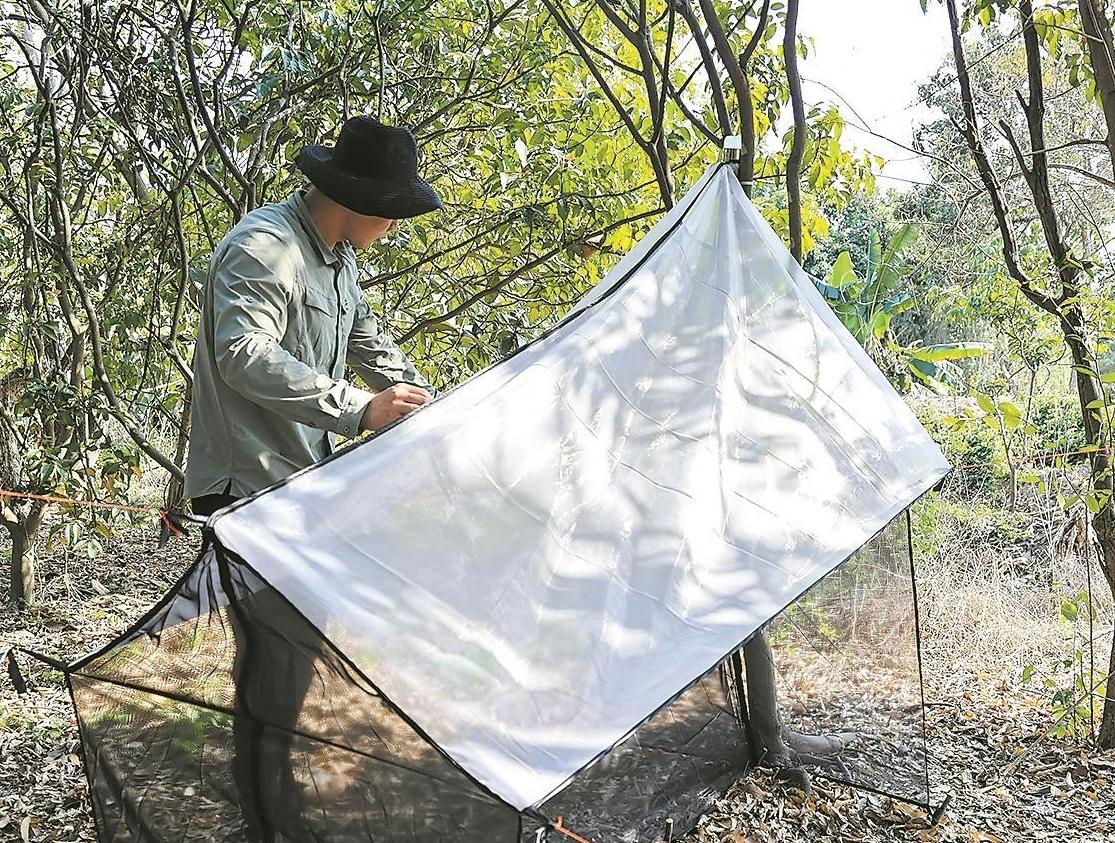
[190,492,238,519]
[193,492,322,841]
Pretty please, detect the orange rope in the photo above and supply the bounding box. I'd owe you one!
[551,817,594,843]
[949,443,1115,472]
[0,442,1110,527]
[0,489,183,536]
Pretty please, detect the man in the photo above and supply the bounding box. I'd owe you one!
[186,114,441,513]
[185,116,442,841]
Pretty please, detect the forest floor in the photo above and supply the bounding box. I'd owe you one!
[690,696,1115,843]
[1,508,1113,843]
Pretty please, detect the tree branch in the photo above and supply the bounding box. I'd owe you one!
[783,0,805,261]
[944,0,1060,317]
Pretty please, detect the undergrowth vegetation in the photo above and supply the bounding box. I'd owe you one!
[914,395,1112,743]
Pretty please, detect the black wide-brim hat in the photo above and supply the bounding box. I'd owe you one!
[296,116,443,218]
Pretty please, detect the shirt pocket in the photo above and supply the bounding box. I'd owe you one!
[298,285,339,369]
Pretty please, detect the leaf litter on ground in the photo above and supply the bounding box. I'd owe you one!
[1,528,1113,842]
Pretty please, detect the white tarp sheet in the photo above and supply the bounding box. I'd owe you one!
[213,164,950,810]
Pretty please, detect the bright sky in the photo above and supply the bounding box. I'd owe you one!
[797,0,953,190]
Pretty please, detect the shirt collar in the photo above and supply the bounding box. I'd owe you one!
[287,188,352,268]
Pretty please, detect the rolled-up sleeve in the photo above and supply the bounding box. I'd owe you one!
[347,297,436,395]
[211,231,374,436]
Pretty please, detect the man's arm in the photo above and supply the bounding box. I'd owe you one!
[211,230,374,437]
[346,297,437,395]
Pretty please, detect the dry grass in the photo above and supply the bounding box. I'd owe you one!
[920,559,1097,691]
[683,485,1115,843]
[912,487,1114,737]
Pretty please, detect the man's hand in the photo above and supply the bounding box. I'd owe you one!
[360,383,431,431]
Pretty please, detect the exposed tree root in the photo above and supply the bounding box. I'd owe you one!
[742,634,861,792]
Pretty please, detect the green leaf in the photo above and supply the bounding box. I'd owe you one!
[908,357,949,393]
[826,251,859,289]
[869,309,892,339]
[908,342,988,363]
[866,230,907,301]
[977,393,996,415]
[885,292,914,315]
[908,357,939,379]
[881,223,918,270]
[866,231,881,281]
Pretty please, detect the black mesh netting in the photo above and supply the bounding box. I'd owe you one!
[72,544,519,842]
[526,661,750,842]
[70,543,752,843]
[742,510,933,808]
[68,511,931,843]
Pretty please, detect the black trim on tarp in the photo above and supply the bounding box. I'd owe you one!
[68,539,215,673]
[908,506,935,810]
[208,540,521,814]
[42,157,954,837]
[527,478,948,815]
[210,163,733,523]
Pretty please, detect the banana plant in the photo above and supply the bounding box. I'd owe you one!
[816,223,986,392]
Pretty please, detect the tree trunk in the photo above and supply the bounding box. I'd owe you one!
[1093,506,1115,747]
[783,0,806,262]
[743,634,792,766]
[702,0,808,778]
[1101,624,1115,747]
[1063,323,1115,748]
[165,386,192,511]
[4,502,46,608]
[1101,608,1115,747]
[1076,0,1115,753]
[1078,0,1115,169]
[695,0,849,781]
[707,0,795,771]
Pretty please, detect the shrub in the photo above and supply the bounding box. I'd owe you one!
[912,492,1033,563]
[1028,393,1088,461]
[916,402,1008,492]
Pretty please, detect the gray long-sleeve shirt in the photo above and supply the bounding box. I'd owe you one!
[185,187,432,499]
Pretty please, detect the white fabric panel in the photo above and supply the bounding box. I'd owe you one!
[214,165,950,810]
[563,162,721,318]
